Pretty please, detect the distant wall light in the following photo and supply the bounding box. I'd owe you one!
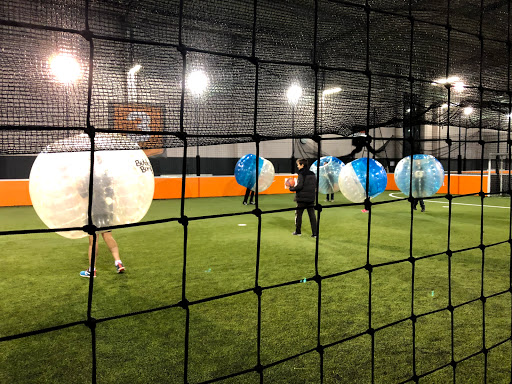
[129,64,142,75]
[441,103,448,109]
[287,84,302,105]
[187,70,208,96]
[322,87,342,97]
[464,106,473,115]
[49,53,81,84]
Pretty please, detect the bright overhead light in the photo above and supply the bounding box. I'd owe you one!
[441,103,448,109]
[322,87,342,97]
[453,81,465,93]
[287,84,302,105]
[432,76,460,85]
[49,53,81,84]
[464,106,473,115]
[128,64,142,75]
[187,70,208,96]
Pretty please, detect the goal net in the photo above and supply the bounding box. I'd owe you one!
[487,153,512,195]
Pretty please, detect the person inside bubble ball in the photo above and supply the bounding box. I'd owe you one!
[412,159,426,212]
[80,169,125,278]
[288,158,317,238]
[242,187,255,205]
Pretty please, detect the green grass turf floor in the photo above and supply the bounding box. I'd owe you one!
[1,192,511,383]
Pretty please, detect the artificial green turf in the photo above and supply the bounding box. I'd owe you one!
[1,193,511,383]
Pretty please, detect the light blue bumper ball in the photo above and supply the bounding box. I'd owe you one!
[310,156,345,195]
[234,154,275,192]
[338,158,387,203]
[394,154,444,197]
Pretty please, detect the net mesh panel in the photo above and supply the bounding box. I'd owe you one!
[1,0,512,383]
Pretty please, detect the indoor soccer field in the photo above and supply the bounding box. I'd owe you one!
[1,192,511,383]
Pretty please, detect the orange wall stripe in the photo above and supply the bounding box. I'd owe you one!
[0,174,489,207]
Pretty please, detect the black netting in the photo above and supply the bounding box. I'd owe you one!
[1,0,512,383]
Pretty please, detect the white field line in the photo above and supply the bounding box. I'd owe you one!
[388,192,510,209]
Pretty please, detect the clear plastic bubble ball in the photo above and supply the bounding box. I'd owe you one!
[29,133,155,239]
[310,156,345,195]
[234,154,275,192]
[394,154,444,198]
[338,158,387,203]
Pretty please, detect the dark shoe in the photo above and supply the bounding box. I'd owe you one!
[311,234,317,238]
[292,232,302,236]
[413,207,417,210]
[421,208,425,212]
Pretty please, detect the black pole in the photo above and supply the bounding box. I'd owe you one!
[291,106,295,173]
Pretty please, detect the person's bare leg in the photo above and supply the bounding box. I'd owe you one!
[102,232,125,273]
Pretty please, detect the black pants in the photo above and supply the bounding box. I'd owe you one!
[243,188,255,204]
[413,198,425,210]
[326,193,334,201]
[295,202,317,235]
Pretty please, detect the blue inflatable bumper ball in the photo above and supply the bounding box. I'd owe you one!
[338,158,387,203]
[310,156,345,195]
[394,154,444,197]
[234,154,275,192]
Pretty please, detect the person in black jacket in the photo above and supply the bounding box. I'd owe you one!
[288,158,318,237]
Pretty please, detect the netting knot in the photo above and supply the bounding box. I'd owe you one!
[479,243,486,251]
[248,56,259,65]
[445,24,452,32]
[175,132,186,143]
[446,249,453,257]
[252,208,262,217]
[480,295,487,303]
[450,359,457,367]
[410,314,417,323]
[312,274,322,283]
[316,345,324,355]
[407,256,415,264]
[85,317,96,330]
[177,44,188,55]
[445,194,452,201]
[447,304,454,313]
[253,286,263,296]
[507,139,512,146]
[407,15,415,23]
[83,224,97,236]
[364,198,371,211]
[85,125,95,139]
[445,138,452,146]
[367,327,375,335]
[364,69,372,78]
[312,134,321,143]
[310,63,319,72]
[408,76,415,83]
[364,4,371,14]
[178,216,189,226]
[408,196,415,204]
[315,204,322,213]
[478,191,486,198]
[80,30,93,41]
[365,263,373,272]
[255,363,264,373]
[178,299,189,309]
[478,139,485,146]
[482,347,488,355]
[251,133,261,143]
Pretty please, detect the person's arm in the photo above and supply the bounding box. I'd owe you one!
[289,174,304,192]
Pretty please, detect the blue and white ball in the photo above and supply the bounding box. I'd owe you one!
[234,154,275,192]
[310,156,345,195]
[338,158,387,203]
[394,154,444,197]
